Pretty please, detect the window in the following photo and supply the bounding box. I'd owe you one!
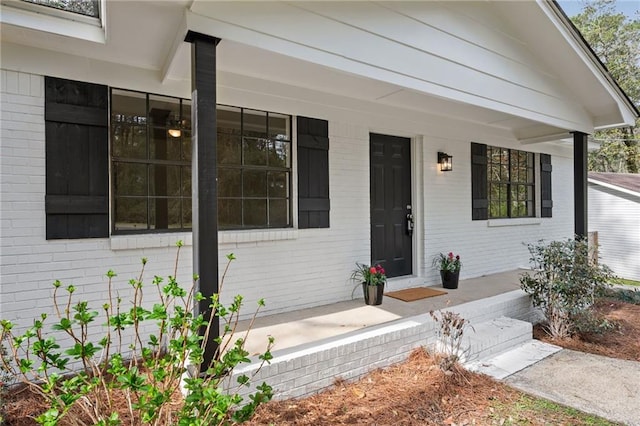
[487,146,535,218]
[217,106,292,229]
[20,0,99,18]
[111,90,292,232]
[111,90,192,232]
[471,142,547,221]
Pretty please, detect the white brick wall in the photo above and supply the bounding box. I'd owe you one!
[1,70,574,335]
[231,289,537,400]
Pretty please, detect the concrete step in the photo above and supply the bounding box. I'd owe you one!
[466,340,563,379]
[465,316,532,363]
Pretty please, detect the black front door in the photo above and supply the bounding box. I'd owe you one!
[370,133,412,278]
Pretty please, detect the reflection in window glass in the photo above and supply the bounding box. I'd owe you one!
[111,90,292,232]
[21,0,99,17]
[487,146,535,219]
[217,105,292,230]
[111,89,191,232]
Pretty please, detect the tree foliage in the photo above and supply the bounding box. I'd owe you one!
[569,0,640,173]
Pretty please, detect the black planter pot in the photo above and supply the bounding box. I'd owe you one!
[362,283,384,305]
[440,270,460,289]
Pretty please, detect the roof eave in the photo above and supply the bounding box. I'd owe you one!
[546,0,640,123]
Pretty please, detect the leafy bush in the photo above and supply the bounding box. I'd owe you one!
[603,287,640,305]
[0,241,274,425]
[520,237,615,339]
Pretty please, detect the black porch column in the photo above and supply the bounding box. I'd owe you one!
[185,31,221,369]
[573,131,589,239]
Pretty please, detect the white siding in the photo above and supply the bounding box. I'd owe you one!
[1,70,575,333]
[588,184,640,281]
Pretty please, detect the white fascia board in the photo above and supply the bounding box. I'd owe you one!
[537,1,638,128]
[0,2,105,44]
[185,10,592,134]
[588,179,640,199]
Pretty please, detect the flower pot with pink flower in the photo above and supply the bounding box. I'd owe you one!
[433,252,462,289]
[351,263,387,305]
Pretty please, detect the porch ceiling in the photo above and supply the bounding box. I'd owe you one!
[1,0,634,142]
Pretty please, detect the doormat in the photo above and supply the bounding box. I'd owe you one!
[385,287,447,302]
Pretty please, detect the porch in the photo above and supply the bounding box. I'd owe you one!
[230,269,540,399]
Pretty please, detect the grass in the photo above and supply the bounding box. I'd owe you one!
[617,278,640,287]
[489,394,619,425]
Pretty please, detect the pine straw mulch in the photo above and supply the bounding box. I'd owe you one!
[243,348,611,426]
[534,298,640,362]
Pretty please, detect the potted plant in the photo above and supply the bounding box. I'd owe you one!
[351,263,387,305]
[433,252,462,289]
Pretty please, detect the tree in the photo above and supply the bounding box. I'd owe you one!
[569,0,640,173]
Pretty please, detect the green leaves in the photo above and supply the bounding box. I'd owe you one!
[520,237,615,338]
[571,0,640,173]
[1,247,273,425]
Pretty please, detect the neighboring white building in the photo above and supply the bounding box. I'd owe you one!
[588,173,640,281]
[1,0,638,336]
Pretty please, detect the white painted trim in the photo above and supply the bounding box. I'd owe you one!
[109,229,299,250]
[0,1,105,44]
[588,179,640,199]
[487,218,542,227]
[411,135,424,278]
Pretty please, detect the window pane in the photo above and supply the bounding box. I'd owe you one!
[112,90,147,159]
[218,106,241,135]
[243,170,267,197]
[21,0,99,17]
[218,133,241,165]
[112,90,146,124]
[268,171,288,198]
[243,109,267,138]
[268,113,290,140]
[182,198,192,229]
[149,165,181,196]
[150,127,182,161]
[114,198,147,231]
[149,95,180,128]
[218,168,241,197]
[112,123,146,159]
[268,140,290,168]
[219,199,241,229]
[182,166,191,196]
[114,163,147,196]
[244,199,266,227]
[150,198,182,230]
[182,100,192,131]
[182,131,192,162]
[269,199,288,227]
[243,137,268,166]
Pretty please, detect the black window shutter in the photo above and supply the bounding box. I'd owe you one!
[471,142,488,220]
[540,153,553,218]
[45,77,109,239]
[297,116,330,228]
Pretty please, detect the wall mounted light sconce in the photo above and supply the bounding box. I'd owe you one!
[438,152,453,172]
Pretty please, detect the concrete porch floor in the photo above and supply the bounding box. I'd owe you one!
[235,269,526,356]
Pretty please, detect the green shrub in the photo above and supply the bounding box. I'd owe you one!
[0,241,274,425]
[520,237,615,339]
[603,287,640,305]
